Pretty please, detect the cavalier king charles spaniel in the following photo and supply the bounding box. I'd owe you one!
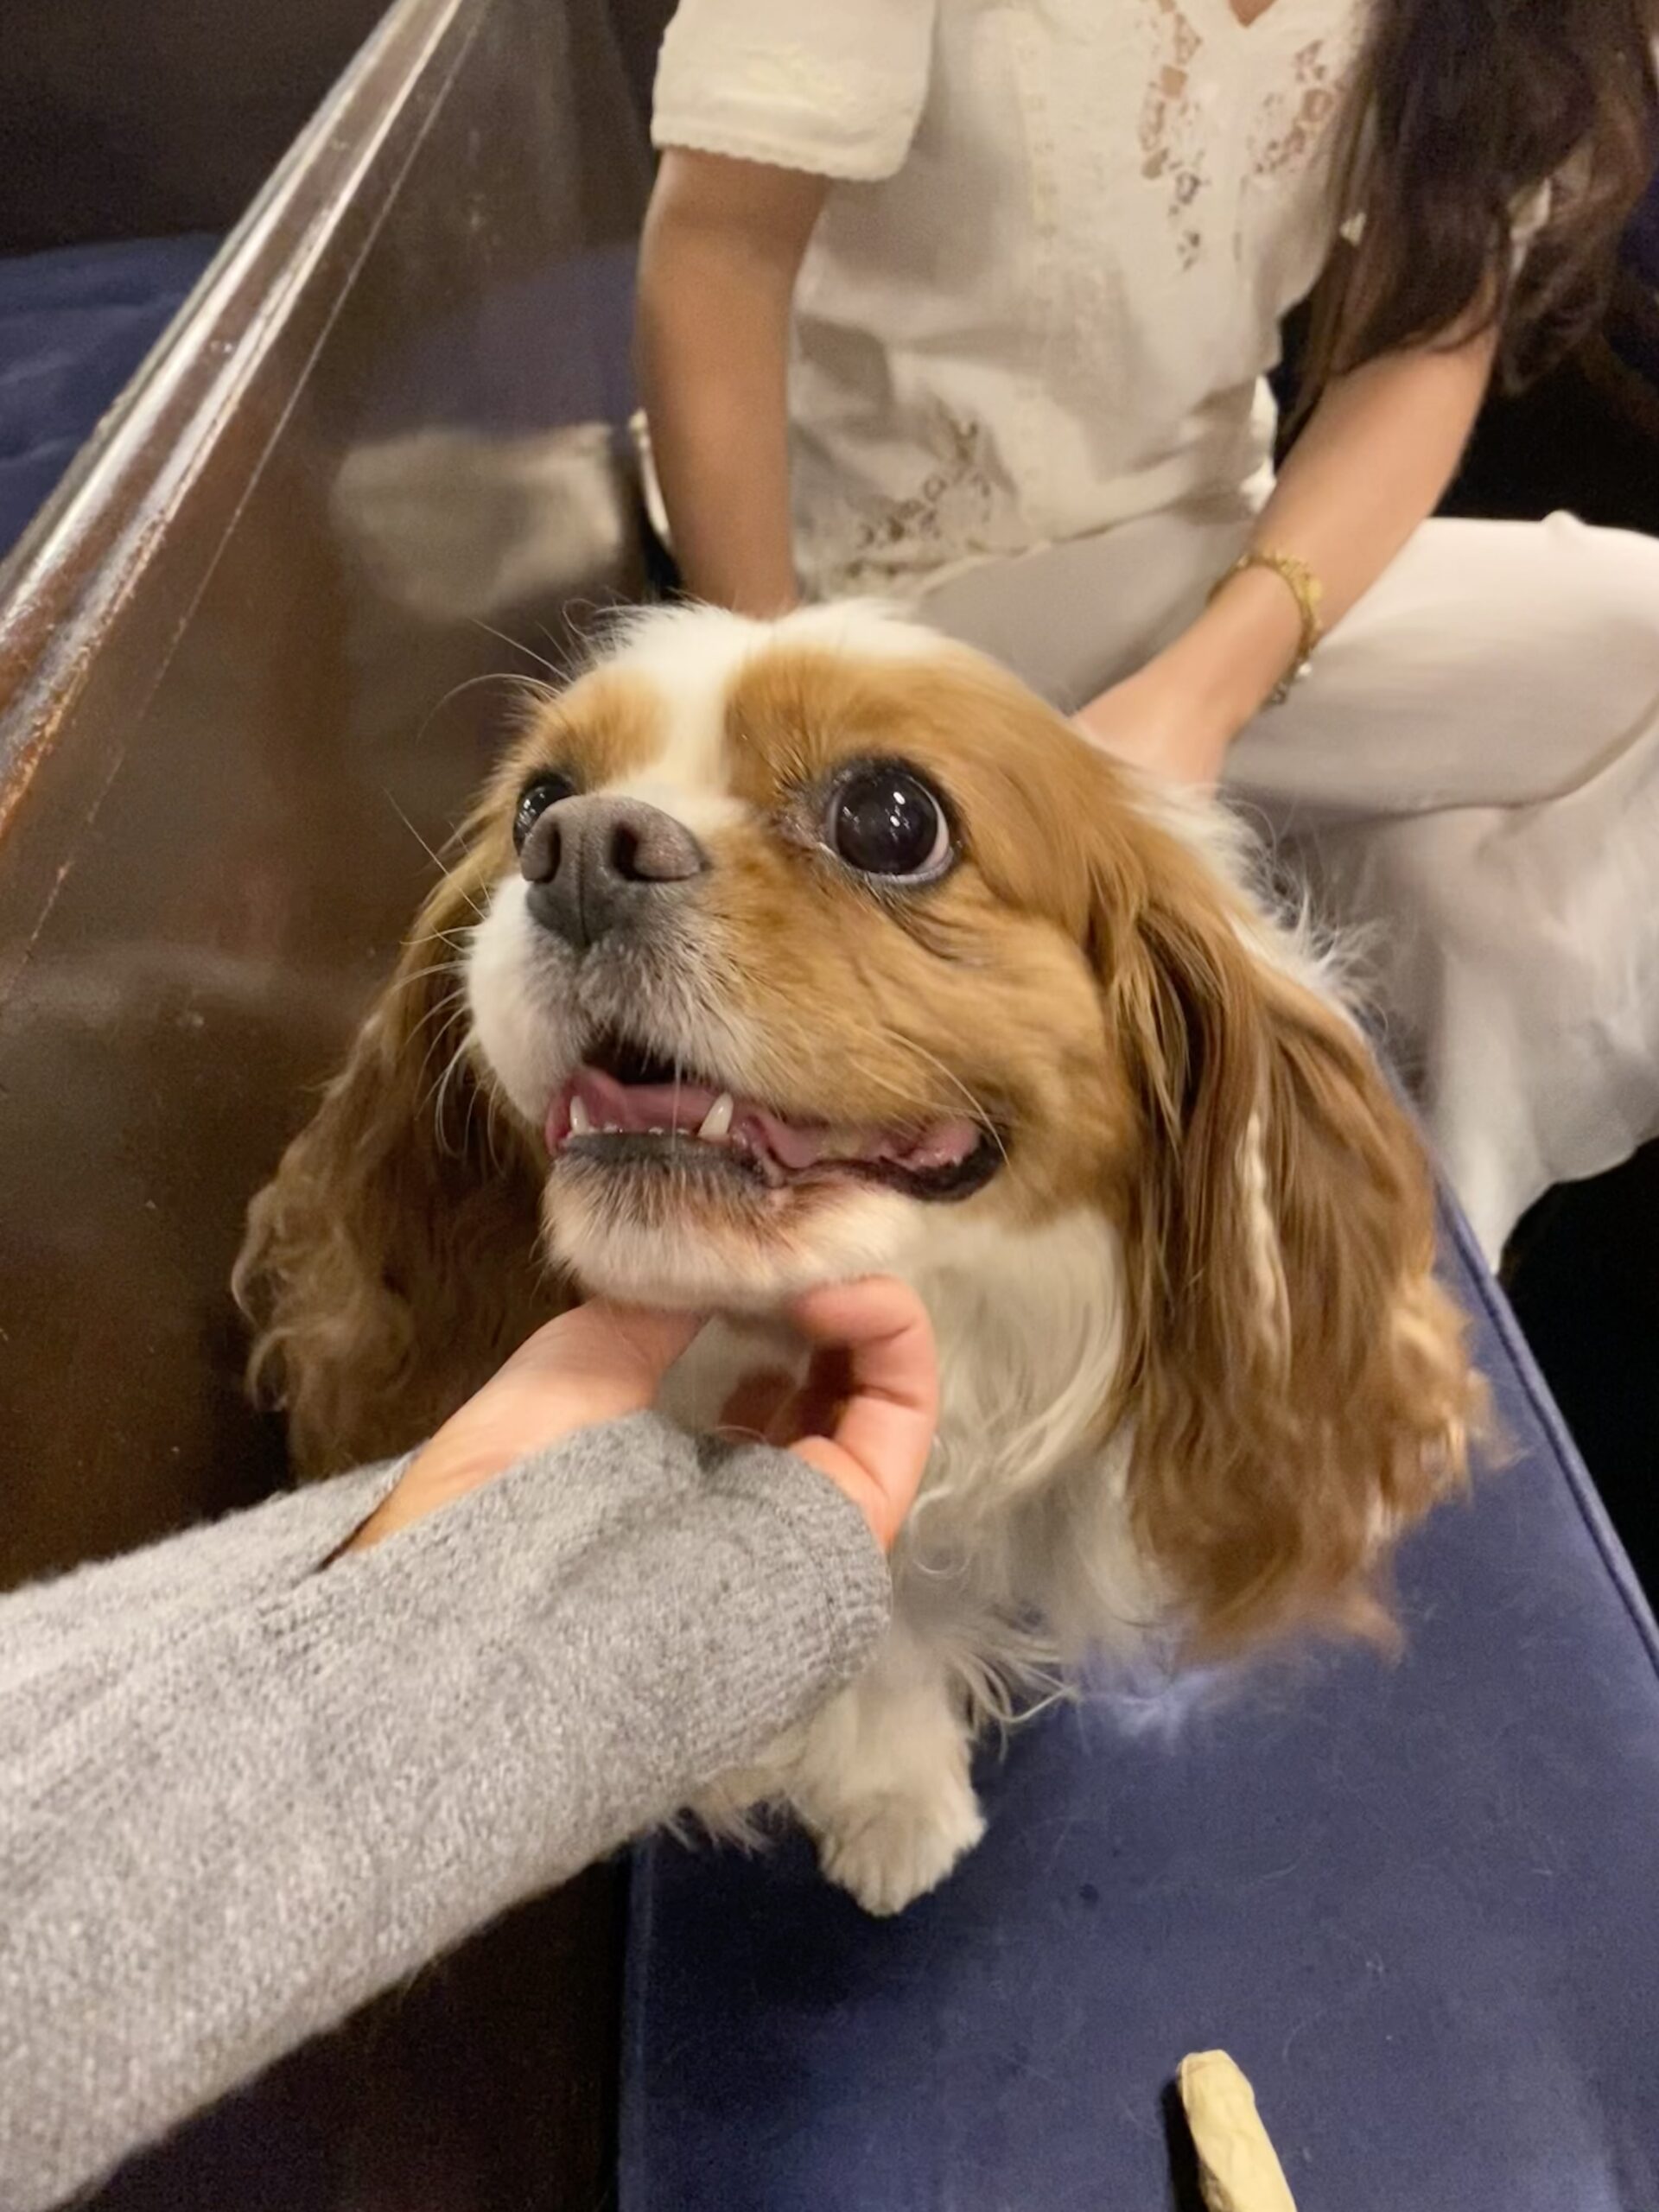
[238,602,1478,1915]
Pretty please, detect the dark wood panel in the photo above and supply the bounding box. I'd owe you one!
[89,1866,627,2212]
[0,1,649,2202]
[1,0,648,1580]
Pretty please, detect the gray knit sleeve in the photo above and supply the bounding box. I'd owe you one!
[0,1413,888,2212]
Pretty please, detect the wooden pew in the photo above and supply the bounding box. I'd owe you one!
[0,1,650,2202]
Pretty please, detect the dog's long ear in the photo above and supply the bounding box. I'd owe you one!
[236,840,556,1477]
[1093,798,1480,1652]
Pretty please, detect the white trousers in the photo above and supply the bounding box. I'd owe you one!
[913,499,1659,1261]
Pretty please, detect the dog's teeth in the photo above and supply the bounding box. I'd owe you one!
[603,1122,621,1135]
[698,1092,734,1141]
[569,1095,591,1136]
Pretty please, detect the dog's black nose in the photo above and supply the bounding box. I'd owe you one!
[519,795,707,950]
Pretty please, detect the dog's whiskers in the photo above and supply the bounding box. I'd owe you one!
[816,1006,1009,1165]
[384,798,490,924]
[399,925,475,956]
[426,1028,477,1153]
[481,1081,512,1173]
[409,985,470,1090]
[459,1044,489,1162]
[407,977,468,1106]
[389,957,468,1004]
[467,616,563,677]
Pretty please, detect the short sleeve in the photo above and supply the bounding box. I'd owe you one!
[651,0,938,184]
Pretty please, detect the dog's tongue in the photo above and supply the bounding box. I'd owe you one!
[563,1064,842,1165]
[556,1065,978,1173]
[568,1065,725,1136]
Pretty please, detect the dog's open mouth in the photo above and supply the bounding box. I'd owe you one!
[545,1032,999,1199]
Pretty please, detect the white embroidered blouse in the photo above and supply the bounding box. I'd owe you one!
[652,0,1373,596]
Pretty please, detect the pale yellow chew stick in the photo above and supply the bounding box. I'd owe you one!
[1178,2051,1298,2212]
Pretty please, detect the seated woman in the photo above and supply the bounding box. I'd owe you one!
[637,0,1659,1262]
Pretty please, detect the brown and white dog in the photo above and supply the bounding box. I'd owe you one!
[238,602,1478,1915]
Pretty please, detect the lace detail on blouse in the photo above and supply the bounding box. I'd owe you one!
[1248,36,1360,183]
[818,408,1004,593]
[655,0,1374,587]
[1139,0,1212,270]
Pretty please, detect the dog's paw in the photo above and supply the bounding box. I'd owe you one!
[817,1784,987,1916]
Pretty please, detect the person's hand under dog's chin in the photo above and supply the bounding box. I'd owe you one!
[346,1276,937,1558]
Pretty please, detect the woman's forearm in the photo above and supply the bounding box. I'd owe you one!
[0,1416,887,2211]
[1256,330,1500,615]
[1207,329,1498,723]
[1084,327,1498,779]
[636,149,827,614]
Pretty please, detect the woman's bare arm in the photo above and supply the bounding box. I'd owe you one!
[1076,322,1500,783]
[636,149,828,613]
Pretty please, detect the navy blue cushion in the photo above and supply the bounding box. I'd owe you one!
[0,234,220,563]
[622,1204,1659,2211]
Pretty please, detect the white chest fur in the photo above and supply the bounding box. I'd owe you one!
[668,1210,1159,1912]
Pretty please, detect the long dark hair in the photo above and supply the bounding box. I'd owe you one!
[1306,0,1659,400]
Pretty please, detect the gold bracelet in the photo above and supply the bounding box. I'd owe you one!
[1210,547,1325,707]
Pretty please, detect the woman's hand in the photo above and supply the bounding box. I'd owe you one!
[1071,562,1309,787]
[1072,661,1236,787]
[346,1278,937,1556]
[716,1278,938,1552]
[346,1306,702,1552]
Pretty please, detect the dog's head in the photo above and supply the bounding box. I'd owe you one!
[240,603,1476,1646]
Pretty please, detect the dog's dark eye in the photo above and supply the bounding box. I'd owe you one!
[828,765,951,882]
[513,772,576,852]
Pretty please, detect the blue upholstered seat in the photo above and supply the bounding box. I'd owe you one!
[623,1202,1659,2210]
[0,234,219,563]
